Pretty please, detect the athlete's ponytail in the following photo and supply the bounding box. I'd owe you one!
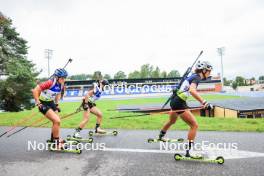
[194,69,203,74]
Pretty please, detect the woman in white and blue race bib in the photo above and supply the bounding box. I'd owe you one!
[72,80,109,138]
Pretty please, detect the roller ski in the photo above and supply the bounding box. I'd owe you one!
[88,129,118,137]
[66,133,94,143]
[46,139,82,154]
[151,130,184,143]
[147,137,184,143]
[174,153,224,164]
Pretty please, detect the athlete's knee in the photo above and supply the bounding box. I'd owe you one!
[53,117,61,125]
[170,118,177,124]
[191,122,198,129]
[97,112,103,119]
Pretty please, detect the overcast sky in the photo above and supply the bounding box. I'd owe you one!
[1,0,264,79]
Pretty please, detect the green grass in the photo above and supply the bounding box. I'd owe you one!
[1,94,263,132]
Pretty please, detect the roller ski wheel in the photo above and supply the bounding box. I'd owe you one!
[76,148,82,155]
[88,131,94,136]
[78,149,82,154]
[147,138,184,143]
[174,153,182,161]
[174,153,224,164]
[113,130,118,136]
[216,156,225,164]
[148,138,155,143]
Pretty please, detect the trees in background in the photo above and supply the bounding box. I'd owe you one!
[92,71,103,80]
[65,64,181,80]
[103,74,111,80]
[114,71,126,79]
[223,77,232,86]
[127,64,180,79]
[68,74,92,80]
[167,70,180,78]
[259,76,264,84]
[0,13,39,111]
[231,81,238,91]
[235,76,246,86]
[128,71,140,79]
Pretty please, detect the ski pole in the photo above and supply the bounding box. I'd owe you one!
[110,107,203,119]
[107,107,168,112]
[107,108,141,112]
[109,113,150,119]
[7,104,82,138]
[0,111,38,138]
[37,105,83,128]
[6,116,46,138]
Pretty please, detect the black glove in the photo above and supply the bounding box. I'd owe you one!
[36,103,47,112]
[36,102,42,108]
[55,103,61,113]
[172,88,178,94]
[202,100,214,110]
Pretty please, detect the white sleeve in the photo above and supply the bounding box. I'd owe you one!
[92,83,98,93]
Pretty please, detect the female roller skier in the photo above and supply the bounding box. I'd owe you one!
[158,61,214,158]
[32,68,68,149]
[72,79,109,139]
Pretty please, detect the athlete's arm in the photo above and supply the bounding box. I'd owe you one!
[32,85,42,105]
[84,89,94,103]
[55,94,61,104]
[189,83,204,104]
[32,80,53,105]
[60,86,66,100]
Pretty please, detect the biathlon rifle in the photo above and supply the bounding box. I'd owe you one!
[61,58,72,99]
[161,50,203,109]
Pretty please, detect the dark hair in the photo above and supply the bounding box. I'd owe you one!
[195,69,203,74]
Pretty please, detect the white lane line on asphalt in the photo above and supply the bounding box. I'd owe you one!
[103,147,264,160]
[104,148,179,154]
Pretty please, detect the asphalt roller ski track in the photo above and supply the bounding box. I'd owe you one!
[0,127,264,176]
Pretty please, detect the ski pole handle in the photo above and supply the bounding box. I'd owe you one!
[63,58,73,69]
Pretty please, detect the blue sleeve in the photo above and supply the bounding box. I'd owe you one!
[188,74,201,85]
